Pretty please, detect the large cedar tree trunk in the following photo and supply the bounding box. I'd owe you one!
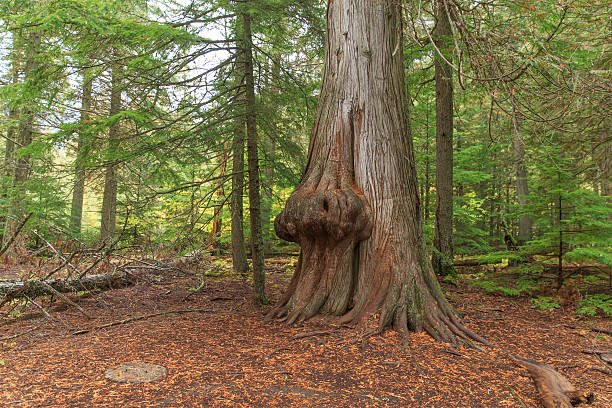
[70,74,93,235]
[432,0,455,276]
[269,0,469,342]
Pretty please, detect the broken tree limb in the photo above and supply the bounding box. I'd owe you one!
[0,271,135,303]
[291,330,330,340]
[0,212,33,259]
[0,325,40,341]
[453,259,499,267]
[510,354,594,408]
[32,230,81,277]
[39,281,92,319]
[590,327,612,336]
[71,308,210,335]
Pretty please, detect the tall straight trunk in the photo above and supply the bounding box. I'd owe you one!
[590,138,599,194]
[1,62,19,243]
[511,101,532,242]
[424,100,431,221]
[70,73,93,235]
[262,60,280,255]
[100,65,121,244]
[242,11,267,304]
[557,171,564,289]
[270,0,471,343]
[455,122,463,197]
[207,144,228,248]
[432,0,454,275]
[2,32,41,250]
[231,121,249,276]
[600,126,612,222]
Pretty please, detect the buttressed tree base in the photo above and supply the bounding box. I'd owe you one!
[270,0,474,344]
[269,2,593,407]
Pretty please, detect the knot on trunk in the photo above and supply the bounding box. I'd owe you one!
[275,187,372,244]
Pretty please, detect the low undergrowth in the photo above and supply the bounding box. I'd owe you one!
[453,261,612,318]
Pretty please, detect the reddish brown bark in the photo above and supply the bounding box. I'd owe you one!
[269,0,472,343]
[432,0,455,276]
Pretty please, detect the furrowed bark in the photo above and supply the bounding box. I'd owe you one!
[432,0,455,276]
[269,0,471,342]
[230,18,249,276]
[511,99,533,243]
[70,73,93,236]
[231,121,249,276]
[100,62,121,244]
[0,60,19,244]
[262,60,280,255]
[2,31,40,251]
[242,10,267,304]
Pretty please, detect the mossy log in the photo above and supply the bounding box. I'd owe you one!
[0,271,135,302]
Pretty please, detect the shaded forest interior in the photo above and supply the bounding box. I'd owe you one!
[0,1,610,407]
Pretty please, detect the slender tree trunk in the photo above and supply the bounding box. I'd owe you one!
[455,121,463,197]
[207,144,228,250]
[2,32,41,251]
[599,126,612,221]
[70,73,93,235]
[242,10,267,304]
[1,62,19,244]
[100,64,121,244]
[590,137,599,194]
[511,100,532,243]
[231,120,250,276]
[262,60,280,255]
[424,100,431,221]
[270,0,470,343]
[557,172,564,289]
[432,0,454,275]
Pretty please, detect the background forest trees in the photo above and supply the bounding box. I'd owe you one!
[0,1,610,311]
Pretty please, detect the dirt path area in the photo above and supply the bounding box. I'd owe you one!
[1,257,610,407]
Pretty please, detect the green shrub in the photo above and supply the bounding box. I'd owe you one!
[531,296,560,311]
[576,294,612,317]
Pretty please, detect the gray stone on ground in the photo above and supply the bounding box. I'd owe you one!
[104,362,166,383]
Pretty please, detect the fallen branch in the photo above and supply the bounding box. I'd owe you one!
[0,212,33,259]
[453,259,498,267]
[591,327,612,336]
[23,295,56,326]
[32,230,81,277]
[72,308,210,335]
[39,281,92,319]
[510,354,594,408]
[291,330,330,340]
[0,325,40,341]
[581,349,612,356]
[0,271,135,303]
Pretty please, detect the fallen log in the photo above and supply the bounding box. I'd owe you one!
[453,259,498,267]
[591,327,612,336]
[71,308,210,335]
[0,271,136,302]
[511,354,594,408]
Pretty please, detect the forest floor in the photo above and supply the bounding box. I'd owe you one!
[0,256,610,408]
